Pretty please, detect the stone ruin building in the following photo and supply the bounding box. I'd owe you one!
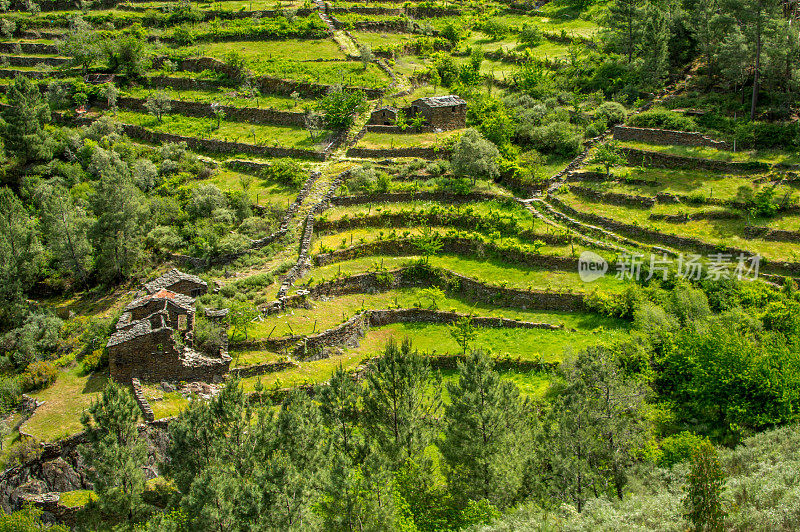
[106,269,231,384]
[368,95,467,131]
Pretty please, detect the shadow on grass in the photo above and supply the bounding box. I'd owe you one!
[82,372,109,395]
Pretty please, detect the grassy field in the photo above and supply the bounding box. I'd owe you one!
[244,287,626,340]
[200,39,347,63]
[302,254,627,293]
[116,110,331,150]
[207,167,297,207]
[21,366,108,442]
[122,86,315,111]
[344,321,622,361]
[577,166,796,202]
[357,129,463,149]
[559,191,800,263]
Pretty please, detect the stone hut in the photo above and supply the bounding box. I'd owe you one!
[368,106,399,126]
[409,95,466,131]
[107,270,230,384]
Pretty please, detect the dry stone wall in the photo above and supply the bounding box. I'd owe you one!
[116,96,307,126]
[548,195,800,274]
[570,185,655,208]
[743,226,800,243]
[313,236,583,272]
[315,213,570,246]
[131,378,155,423]
[620,147,770,173]
[613,125,731,150]
[346,146,444,159]
[120,123,326,160]
[330,191,503,207]
[228,360,299,378]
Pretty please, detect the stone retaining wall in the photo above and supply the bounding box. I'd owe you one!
[346,146,445,159]
[365,124,431,134]
[614,125,731,150]
[548,195,800,274]
[228,360,298,378]
[303,266,586,312]
[314,236,583,272]
[0,55,68,67]
[621,147,770,174]
[116,96,307,127]
[315,213,570,246]
[120,123,326,160]
[330,191,503,207]
[743,226,800,243]
[131,378,155,423]
[570,185,655,208]
[0,42,59,55]
[649,211,742,223]
[148,75,234,92]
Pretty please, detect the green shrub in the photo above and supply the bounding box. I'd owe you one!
[658,431,710,468]
[525,121,583,157]
[194,317,227,355]
[0,376,21,414]
[629,109,697,131]
[595,101,627,126]
[81,349,108,373]
[263,160,306,189]
[735,121,800,149]
[19,361,58,392]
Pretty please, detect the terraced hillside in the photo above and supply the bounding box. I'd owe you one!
[0,0,799,528]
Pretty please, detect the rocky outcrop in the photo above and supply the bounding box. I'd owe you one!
[0,422,170,514]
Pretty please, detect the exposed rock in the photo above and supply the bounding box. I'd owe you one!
[40,458,81,493]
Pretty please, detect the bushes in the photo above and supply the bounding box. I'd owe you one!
[628,109,697,131]
[595,101,627,126]
[193,316,226,355]
[658,431,710,468]
[19,361,57,392]
[734,121,800,149]
[523,121,584,157]
[0,376,21,414]
[263,160,306,189]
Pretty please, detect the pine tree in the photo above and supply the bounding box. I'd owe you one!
[90,164,147,283]
[689,0,726,84]
[606,0,646,64]
[545,346,649,510]
[721,0,784,119]
[79,382,147,526]
[0,76,51,163]
[683,440,726,532]
[439,350,527,509]
[362,338,442,468]
[0,188,43,326]
[38,184,93,287]
[638,1,672,89]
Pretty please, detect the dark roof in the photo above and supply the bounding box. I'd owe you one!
[107,318,162,347]
[124,289,195,312]
[144,268,207,294]
[411,95,466,108]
